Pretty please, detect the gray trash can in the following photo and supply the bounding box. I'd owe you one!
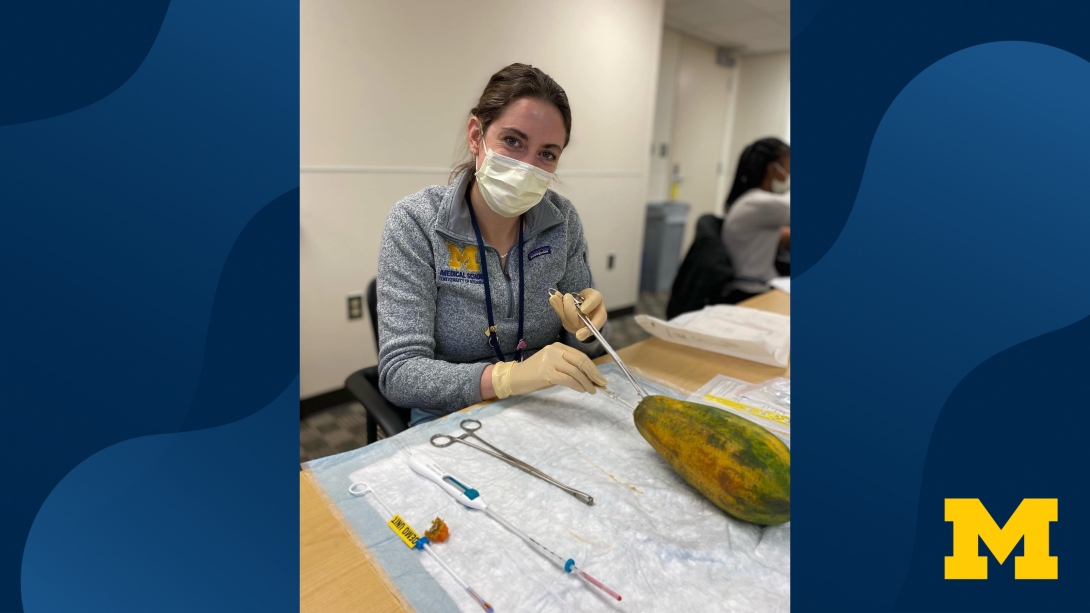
[640,201,690,293]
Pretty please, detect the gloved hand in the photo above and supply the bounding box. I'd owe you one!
[491,342,607,399]
[549,287,607,342]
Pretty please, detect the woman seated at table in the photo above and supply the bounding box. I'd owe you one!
[377,63,609,427]
[721,137,790,303]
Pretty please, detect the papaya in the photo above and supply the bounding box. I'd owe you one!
[633,395,790,525]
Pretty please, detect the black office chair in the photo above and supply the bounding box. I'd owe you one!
[344,278,411,444]
[666,214,736,319]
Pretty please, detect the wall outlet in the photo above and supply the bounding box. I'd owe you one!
[607,253,615,270]
[347,294,363,320]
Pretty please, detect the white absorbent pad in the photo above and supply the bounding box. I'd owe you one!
[635,305,791,367]
[303,363,789,613]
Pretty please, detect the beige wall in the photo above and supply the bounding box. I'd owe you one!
[301,0,665,397]
[723,51,791,213]
[647,29,682,202]
[669,35,735,251]
[646,29,740,256]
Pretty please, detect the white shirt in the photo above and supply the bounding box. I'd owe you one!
[722,189,790,293]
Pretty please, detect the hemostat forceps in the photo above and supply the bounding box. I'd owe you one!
[430,419,595,506]
[548,288,650,400]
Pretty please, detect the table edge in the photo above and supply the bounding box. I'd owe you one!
[301,468,414,612]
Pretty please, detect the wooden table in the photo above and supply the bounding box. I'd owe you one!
[614,289,789,391]
[300,291,790,612]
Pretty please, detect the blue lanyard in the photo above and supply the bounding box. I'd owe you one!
[467,199,525,363]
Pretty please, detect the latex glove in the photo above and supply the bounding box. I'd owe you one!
[549,287,607,342]
[492,342,607,399]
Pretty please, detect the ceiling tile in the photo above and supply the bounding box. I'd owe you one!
[742,0,791,13]
[765,8,790,25]
[663,0,791,53]
[665,0,762,28]
[706,17,789,52]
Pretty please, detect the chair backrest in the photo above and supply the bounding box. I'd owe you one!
[695,213,725,242]
[666,214,733,319]
[366,278,379,354]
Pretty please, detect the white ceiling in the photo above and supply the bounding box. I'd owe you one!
[664,0,790,55]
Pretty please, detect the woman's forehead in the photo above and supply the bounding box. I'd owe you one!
[490,98,566,145]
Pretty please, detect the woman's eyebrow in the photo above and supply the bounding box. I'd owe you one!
[499,126,562,151]
[498,127,530,141]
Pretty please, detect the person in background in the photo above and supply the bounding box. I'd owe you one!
[377,63,609,427]
[721,137,790,303]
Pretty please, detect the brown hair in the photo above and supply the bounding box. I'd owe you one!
[451,63,572,183]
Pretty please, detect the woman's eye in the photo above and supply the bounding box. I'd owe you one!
[541,151,557,161]
[504,136,520,147]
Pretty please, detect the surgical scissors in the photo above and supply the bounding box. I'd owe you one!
[548,288,650,400]
[430,419,595,506]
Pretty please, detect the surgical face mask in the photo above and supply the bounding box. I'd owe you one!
[771,162,790,194]
[474,139,554,217]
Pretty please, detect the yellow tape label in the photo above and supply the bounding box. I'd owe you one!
[387,514,421,549]
[705,394,791,426]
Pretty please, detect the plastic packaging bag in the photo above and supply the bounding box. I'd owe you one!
[688,375,790,440]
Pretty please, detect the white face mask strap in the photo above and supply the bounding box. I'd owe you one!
[774,162,788,180]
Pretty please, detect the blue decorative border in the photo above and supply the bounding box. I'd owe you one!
[794,1,1090,610]
[2,1,299,610]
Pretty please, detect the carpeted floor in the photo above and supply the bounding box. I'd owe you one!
[300,292,670,463]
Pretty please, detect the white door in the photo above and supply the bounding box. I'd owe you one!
[670,36,734,252]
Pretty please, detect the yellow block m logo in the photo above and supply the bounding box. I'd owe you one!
[945,498,1057,579]
[446,244,480,272]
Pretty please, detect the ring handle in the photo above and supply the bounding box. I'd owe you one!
[460,418,482,433]
[430,433,456,448]
[348,482,372,496]
[548,287,585,306]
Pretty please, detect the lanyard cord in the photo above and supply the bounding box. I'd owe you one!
[467,199,525,363]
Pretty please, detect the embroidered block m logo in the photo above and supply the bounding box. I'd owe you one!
[446,244,480,272]
[945,498,1057,579]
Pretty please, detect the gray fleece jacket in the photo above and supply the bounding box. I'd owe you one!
[377,170,604,415]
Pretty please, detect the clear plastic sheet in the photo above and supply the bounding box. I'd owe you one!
[304,363,790,612]
[688,375,791,440]
[738,377,791,411]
